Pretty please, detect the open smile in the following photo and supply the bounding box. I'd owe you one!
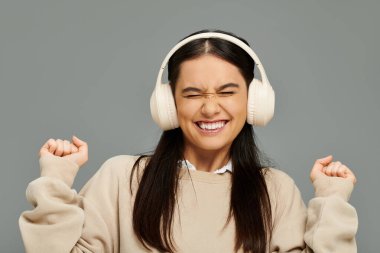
[194,120,229,135]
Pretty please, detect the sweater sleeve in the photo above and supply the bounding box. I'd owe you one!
[269,170,358,253]
[18,155,127,253]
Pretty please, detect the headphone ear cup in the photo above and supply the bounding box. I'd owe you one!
[247,78,275,126]
[150,83,179,130]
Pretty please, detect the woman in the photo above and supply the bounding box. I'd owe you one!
[19,29,358,253]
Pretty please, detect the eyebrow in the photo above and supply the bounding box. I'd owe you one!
[181,83,240,94]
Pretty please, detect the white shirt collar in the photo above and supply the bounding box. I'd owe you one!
[180,159,233,174]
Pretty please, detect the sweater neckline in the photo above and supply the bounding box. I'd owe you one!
[179,166,232,183]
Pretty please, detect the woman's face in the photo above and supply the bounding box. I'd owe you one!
[174,54,248,153]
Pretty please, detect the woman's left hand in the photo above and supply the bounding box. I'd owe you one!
[310,155,357,185]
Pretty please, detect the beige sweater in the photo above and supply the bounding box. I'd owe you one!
[19,155,358,253]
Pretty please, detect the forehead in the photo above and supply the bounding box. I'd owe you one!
[176,54,245,89]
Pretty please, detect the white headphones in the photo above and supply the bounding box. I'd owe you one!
[150,32,275,130]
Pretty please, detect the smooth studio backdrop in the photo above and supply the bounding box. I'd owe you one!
[1,1,379,252]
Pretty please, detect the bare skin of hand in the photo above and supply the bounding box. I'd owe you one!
[39,135,88,168]
[310,155,357,185]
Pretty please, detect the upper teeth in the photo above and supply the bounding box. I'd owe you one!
[198,121,226,130]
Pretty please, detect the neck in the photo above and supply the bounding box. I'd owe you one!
[183,142,231,173]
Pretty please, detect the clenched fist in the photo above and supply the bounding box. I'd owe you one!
[39,135,88,167]
[310,155,357,185]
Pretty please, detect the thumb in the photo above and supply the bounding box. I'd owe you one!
[72,135,87,150]
[39,147,53,157]
[314,155,333,169]
[310,154,333,182]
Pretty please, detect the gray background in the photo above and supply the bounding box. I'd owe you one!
[1,0,379,252]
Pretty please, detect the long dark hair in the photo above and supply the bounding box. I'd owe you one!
[130,29,276,253]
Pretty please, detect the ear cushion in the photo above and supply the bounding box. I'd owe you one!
[247,78,275,126]
[150,83,179,130]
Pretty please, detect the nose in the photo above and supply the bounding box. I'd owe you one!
[201,94,221,116]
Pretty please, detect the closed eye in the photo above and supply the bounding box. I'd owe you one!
[218,91,236,96]
[184,94,202,99]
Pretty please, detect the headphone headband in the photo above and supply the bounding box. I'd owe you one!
[155,32,269,90]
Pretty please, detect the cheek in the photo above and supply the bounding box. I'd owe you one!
[224,98,247,117]
[176,100,198,121]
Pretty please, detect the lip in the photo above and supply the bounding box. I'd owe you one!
[195,119,229,123]
[194,120,229,136]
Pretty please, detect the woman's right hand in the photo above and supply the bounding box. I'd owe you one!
[39,135,88,168]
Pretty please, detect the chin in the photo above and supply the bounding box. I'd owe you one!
[194,141,230,152]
